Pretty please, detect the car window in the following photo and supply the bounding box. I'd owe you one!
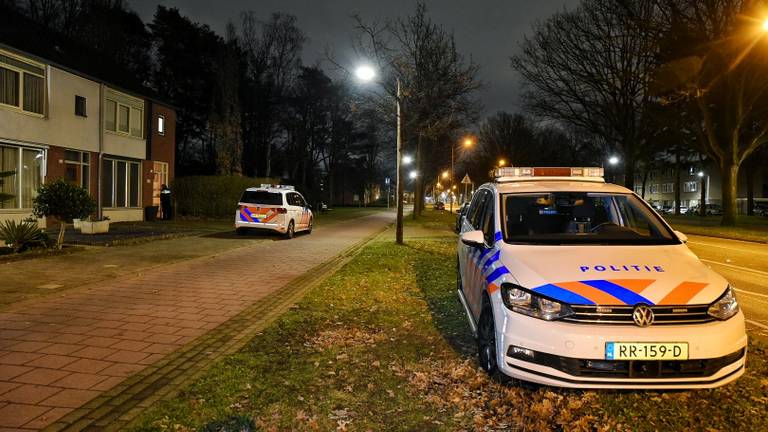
[240,190,283,206]
[296,194,307,207]
[468,190,488,229]
[501,192,677,245]
[480,192,495,245]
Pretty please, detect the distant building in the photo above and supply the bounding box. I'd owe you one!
[0,44,175,224]
[634,158,768,213]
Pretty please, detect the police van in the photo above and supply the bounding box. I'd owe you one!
[457,167,746,389]
[235,185,313,239]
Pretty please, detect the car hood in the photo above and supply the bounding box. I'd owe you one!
[497,243,728,306]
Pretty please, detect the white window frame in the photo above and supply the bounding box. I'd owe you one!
[683,181,698,193]
[0,50,46,117]
[157,115,165,135]
[102,158,142,208]
[104,89,144,139]
[650,184,659,194]
[64,149,89,191]
[661,183,674,193]
[0,143,46,210]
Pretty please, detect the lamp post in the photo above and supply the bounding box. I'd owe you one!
[356,65,405,244]
[449,137,474,213]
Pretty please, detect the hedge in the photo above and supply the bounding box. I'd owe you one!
[172,176,279,217]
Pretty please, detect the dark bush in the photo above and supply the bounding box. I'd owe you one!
[173,176,278,218]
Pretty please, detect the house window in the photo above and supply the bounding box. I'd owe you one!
[104,92,143,138]
[0,52,45,115]
[650,184,659,194]
[0,144,44,209]
[101,158,141,208]
[683,181,698,193]
[64,150,89,191]
[662,183,674,193]
[75,95,87,117]
[157,115,165,135]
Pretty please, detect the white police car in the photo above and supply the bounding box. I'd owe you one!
[457,167,746,389]
[235,185,313,239]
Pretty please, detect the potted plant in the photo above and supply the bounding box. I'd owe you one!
[80,216,110,234]
[33,179,96,249]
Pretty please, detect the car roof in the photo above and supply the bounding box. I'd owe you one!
[244,186,300,194]
[490,180,634,194]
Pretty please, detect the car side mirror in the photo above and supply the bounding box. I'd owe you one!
[460,230,486,248]
[674,230,688,243]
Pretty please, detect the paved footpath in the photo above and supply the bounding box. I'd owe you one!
[0,211,395,431]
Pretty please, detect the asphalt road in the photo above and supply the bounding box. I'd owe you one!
[686,235,768,338]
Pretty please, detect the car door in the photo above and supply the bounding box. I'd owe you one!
[295,193,310,229]
[460,189,492,319]
[287,192,300,227]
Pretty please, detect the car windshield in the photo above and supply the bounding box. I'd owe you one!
[501,192,677,245]
[240,190,283,206]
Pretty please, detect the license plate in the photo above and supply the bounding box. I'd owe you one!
[605,342,688,360]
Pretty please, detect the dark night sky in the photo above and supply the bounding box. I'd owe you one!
[128,0,577,116]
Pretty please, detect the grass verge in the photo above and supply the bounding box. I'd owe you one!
[128,211,768,432]
[665,215,768,243]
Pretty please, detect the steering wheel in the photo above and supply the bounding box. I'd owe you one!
[590,222,619,233]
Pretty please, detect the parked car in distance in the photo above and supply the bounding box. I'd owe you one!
[687,204,723,216]
[235,184,313,239]
[434,201,445,211]
[455,202,470,233]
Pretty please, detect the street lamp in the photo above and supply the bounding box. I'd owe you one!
[608,156,620,165]
[402,154,413,165]
[447,136,475,213]
[762,18,768,32]
[498,158,506,167]
[356,63,405,244]
[409,170,419,179]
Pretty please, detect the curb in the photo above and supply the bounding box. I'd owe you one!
[43,221,393,432]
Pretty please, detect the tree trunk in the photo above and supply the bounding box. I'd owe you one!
[328,169,334,207]
[746,164,755,216]
[641,170,648,199]
[413,135,423,220]
[699,153,706,217]
[720,162,739,226]
[57,222,66,250]
[623,153,636,191]
[265,140,272,178]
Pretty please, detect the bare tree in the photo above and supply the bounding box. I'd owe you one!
[240,12,306,177]
[511,0,658,190]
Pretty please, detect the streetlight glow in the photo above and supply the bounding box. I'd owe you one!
[409,170,419,179]
[698,171,705,177]
[762,18,768,32]
[442,171,449,179]
[354,65,376,82]
[498,159,506,167]
[463,137,474,147]
[608,156,620,165]
[402,155,413,165]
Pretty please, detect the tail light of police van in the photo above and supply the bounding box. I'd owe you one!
[276,208,288,214]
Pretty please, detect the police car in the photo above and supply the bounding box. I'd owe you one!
[235,185,313,239]
[457,167,746,389]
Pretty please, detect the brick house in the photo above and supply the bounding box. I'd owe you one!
[0,44,175,225]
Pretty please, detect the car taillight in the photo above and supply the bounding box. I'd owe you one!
[276,208,287,214]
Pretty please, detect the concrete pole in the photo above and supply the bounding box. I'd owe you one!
[395,78,404,244]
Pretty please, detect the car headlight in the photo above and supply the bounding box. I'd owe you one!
[500,284,573,321]
[707,286,739,320]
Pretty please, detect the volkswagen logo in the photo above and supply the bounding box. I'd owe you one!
[632,304,654,327]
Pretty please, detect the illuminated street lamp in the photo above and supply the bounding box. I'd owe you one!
[402,154,413,165]
[409,170,419,179]
[442,171,449,179]
[762,18,768,32]
[698,171,705,177]
[498,158,506,167]
[608,156,620,165]
[356,63,405,244]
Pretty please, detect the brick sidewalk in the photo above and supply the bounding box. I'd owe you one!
[0,211,394,431]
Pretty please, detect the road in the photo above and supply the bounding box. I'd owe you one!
[686,235,768,338]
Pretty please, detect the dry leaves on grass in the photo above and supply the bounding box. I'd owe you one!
[305,327,388,351]
[407,358,613,431]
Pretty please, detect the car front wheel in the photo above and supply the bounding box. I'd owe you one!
[477,303,510,384]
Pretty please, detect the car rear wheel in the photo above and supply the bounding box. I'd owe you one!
[477,303,510,384]
[285,221,295,239]
[236,228,247,236]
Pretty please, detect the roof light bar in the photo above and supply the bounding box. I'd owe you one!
[494,167,605,182]
[259,184,295,190]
